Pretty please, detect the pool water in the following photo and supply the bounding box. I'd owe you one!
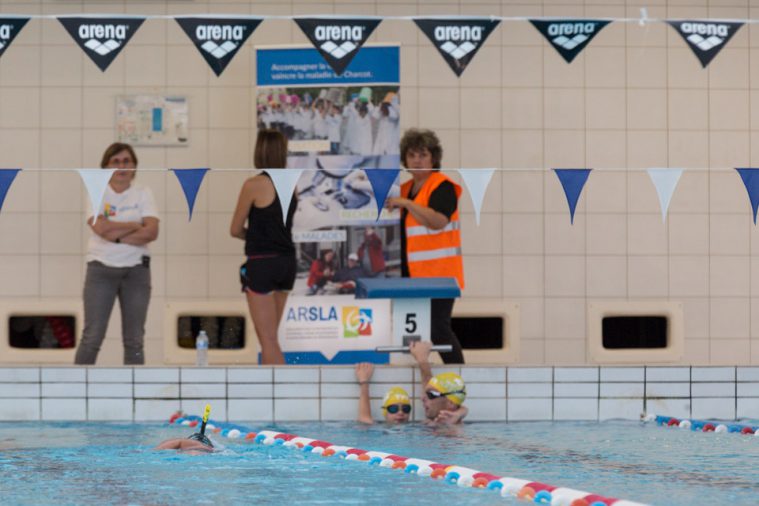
[1,420,757,505]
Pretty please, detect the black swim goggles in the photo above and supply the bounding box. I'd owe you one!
[385,404,411,414]
[426,389,466,401]
[187,432,213,447]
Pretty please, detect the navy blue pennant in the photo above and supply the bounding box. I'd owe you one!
[171,168,209,220]
[365,168,399,221]
[553,168,592,224]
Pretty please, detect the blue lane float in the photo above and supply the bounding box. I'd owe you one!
[642,413,759,435]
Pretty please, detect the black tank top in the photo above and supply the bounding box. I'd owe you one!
[245,172,296,256]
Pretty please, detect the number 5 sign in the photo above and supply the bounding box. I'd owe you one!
[391,298,431,364]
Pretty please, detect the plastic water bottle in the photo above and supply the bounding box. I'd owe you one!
[195,330,209,367]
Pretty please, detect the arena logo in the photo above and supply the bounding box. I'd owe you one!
[0,18,30,58]
[414,18,500,77]
[286,305,338,323]
[295,18,381,75]
[529,19,610,64]
[58,17,145,71]
[342,307,372,338]
[175,17,261,76]
[668,20,744,68]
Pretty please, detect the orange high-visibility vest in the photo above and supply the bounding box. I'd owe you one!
[401,172,465,289]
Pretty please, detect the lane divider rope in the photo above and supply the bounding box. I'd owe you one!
[642,413,759,435]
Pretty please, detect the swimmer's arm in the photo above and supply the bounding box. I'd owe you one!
[409,341,433,388]
[154,438,184,450]
[357,382,374,425]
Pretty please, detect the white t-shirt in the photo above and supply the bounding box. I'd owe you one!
[86,183,159,267]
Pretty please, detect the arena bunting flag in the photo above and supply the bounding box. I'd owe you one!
[294,17,382,75]
[0,169,21,214]
[365,168,399,222]
[0,17,30,59]
[77,168,116,223]
[736,168,759,224]
[647,168,683,223]
[175,16,262,77]
[268,168,304,222]
[458,168,495,226]
[58,16,145,71]
[529,19,611,63]
[414,17,500,77]
[667,20,744,68]
[171,168,209,221]
[553,168,592,224]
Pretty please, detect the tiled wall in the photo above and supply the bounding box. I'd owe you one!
[1,1,759,365]
[1,365,758,422]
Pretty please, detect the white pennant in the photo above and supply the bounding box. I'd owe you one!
[267,168,304,222]
[647,168,683,223]
[77,169,115,224]
[458,168,495,226]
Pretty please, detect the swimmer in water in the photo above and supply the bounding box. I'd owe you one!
[410,341,468,425]
[355,362,412,424]
[157,404,214,453]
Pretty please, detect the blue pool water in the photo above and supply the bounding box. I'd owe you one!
[1,420,757,505]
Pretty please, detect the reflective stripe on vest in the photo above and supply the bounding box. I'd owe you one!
[406,221,460,238]
[407,246,463,262]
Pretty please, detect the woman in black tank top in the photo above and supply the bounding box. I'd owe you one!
[230,130,297,364]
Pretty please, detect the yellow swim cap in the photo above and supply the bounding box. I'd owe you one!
[381,386,411,413]
[427,372,467,406]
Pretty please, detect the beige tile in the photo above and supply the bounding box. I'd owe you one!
[82,87,122,129]
[587,214,627,255]
[436,129,461,169]
[502,171,542,212]
[626,47,666,88]
[667,47,708,89]
[399,46,419,89]
[708,48,749,90]
[502,131,543,169]
[668,89,708,130]
[519,298,545,340]
[710,298,750,339]
[0,87,40,129]
[586,256,627,297]
[166,130,210,169]
[502,5,543,47]
[544,130,586,169]
[502,47,543,87]
[417,46,460,88]
[207,169,249,215]
[125,3,166,46]
[0,213,38,254]
[82,130,119,170]
[711,171,750,214]
[682,339,710,365]
[125,45,167,87]
[209,87,250,130]
[502,255,543,298]
[710,90,749,131]
[460,213,501,255]
[710,132,749,169]
[710,256,750,297]
[40,213,82,255]
[209,255,243,298]
[460,46,501,88]
[167,46,209,88]
[0,255,39,296]
[545,339,586,365]
[150,255,165,299]
[461,88,501,130]
[0,46,41,87]
[40,170,82,212]
[586,170,627,213]
[628,214,668,255]
[0,168,39,213]
[40,255,83,297]
[502,213,543,254]
[627,256,668,297]
[544,89,584,130]
[164,212,209,255]
[461,130,501,168]
[681,298,710,340]
[418,87,459,129]
[462,255,501,298]
[626,131,667,169]
[544,255,585,297]
[545,213,585,255]
[544,298,586,340]
[625,6,667,47]
[374,14,417,46]
[544,47,584,88]
[40,46,83,87]
[503,89,542,130]
[710,214,750,255]
[213,45,252,89]
[710,339,751,365]
[519,339,546,365]
[208,213,241,256]
[586,89,625,130]
[166,255,208,298]
[584,47,626,88]
[628,170,661,214]
[209,129,251,170]
[668,131,709,170]
[669,214,709,254]
[669,256,709,297]
[82,50,125,87]
[668,170,709,213]
[627,89,667,130]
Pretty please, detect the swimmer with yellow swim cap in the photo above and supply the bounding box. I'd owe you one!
[410,341,468,425]
[355,363,411,424]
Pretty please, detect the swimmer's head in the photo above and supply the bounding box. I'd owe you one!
[381,386,411,423]
[423,372,466,420]
[187,432,213,448]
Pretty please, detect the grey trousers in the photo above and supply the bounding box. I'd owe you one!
[74,261,151,365]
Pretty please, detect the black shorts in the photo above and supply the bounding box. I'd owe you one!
[240,255,296,294]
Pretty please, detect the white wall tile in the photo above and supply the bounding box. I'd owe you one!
[737,398,759,419]
[42,398,86,420]
[228,384,273,399]
[466,383,506,398]
[691,367,735,382]
[88,368,133,383]
[0,368,39,382]
[227,368,272,383]
[321,383,360,398]
[320,368,357,383]
[181,368,226,383]
[181,399,227,421]
[600,383,645,398]
[646,367,690,382]
[466,398,507,421]
[691,398,736,420]
[134,383,180,399]
[646,399,690,419]
[508,383,552,398]
[601,368,644,382]
[461,367,506,383]
[737,383,759,397]
[181,384,226,398]
[88,399,133,421]
[0,398,39,421]
[508,367,552,382]
[274,368,319,383]
[737,367,759,382]
[646,383,690,398]
[372,367,414,383]
[42,383,86,397]
[555,383,598,398]
[135,400,181,421]
[0,384,40,397]
[555,367,599,382]
[554,399,599,421]
[508,399,552,421]
[320,398,358,421]
[228,399,273,423]
[135,368,179,383]
[599,399,644,420]
[275,399,319,421]
[692,383,735,397]
[41,368,86,382]
[274,383,319,398]
[87,383,133,398]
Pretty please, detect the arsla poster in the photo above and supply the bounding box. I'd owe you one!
[256,45,401,364]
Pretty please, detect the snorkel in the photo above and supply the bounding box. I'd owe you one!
[187,404,213,447]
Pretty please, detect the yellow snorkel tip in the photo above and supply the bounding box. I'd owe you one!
[203,404,211,424]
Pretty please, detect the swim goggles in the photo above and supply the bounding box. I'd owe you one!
[426,389,466,401]
[385,404,411,414]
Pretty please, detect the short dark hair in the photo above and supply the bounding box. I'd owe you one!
[254,129,288,169]
[100,142,138,169]
[400,129,443,169]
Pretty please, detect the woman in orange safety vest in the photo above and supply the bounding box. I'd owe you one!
[385,129,464,364]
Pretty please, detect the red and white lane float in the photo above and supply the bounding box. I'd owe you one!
[170,414,649,506]
[642,413,759,436]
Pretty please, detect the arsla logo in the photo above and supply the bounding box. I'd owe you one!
[342,306,372,338]
[195,24,247,59]
[313,25,364,59]
[681,23,730,51]
[78,24,129,56]
[547,22,596,50]
[433,25,482,59]
[286,306,338,322]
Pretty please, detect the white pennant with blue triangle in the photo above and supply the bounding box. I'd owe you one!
[647,168,683,223]
[77,169,116,223]
[458,168,495,226]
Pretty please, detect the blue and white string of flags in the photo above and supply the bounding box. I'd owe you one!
[0,14,756,76]
[5,167,759,227]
